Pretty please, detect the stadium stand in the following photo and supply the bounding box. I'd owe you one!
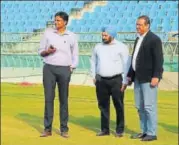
[1,1,178,34]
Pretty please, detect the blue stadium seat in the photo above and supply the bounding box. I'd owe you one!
[123,11,132,17]
[89,25,99,32]
[68,1,76,7]
[98,12,107,18]
[16,21,25,27]
[73,26,81,33]
[151,18,163,27]
[90,13,100,20]
[75,1,84,8]
[169,3,178,9]
[160,23,172,32]
[130,24,136,32]
[114,12,123,18]
[101,7,110,12]
[107,1,116,6]
[151,24,158,32]
[127,4,135,10]
[128,1,138,5]
[162,17,172,25]
[1,3,5,8]
[135,4,147,12]
[149,11,158,17]
[83,12,90,19]
[161,3,170,9]
[151,4,160,10]
[127,18,136,25]
[140,10,150,16]
[172,22,178,31]
[79,20,86,25]
[1,1,178,33]
[109,6,119,12]
[67,26,74,32]
[102,19,110,25]
[80,26,89,32]
[122,25,131,32]
[85,19,94,26]
[110,19,118,25]
[132,11,141,18]
[5,3,13,9]
[167,10,178,17]
[93,19,103,26]
[158,11,167,17]
[94,6,101,12]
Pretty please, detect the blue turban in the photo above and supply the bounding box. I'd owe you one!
[101,26,117,38]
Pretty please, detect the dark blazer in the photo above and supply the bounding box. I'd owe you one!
[127,30,164,83]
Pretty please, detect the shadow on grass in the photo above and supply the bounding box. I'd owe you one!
[16,113,139,136]
[69,115,101,133]
[16,113,62,134]
[110,120,138,135]
[159,122,178,134]
[16,113,44,133]
[69,115,137,135]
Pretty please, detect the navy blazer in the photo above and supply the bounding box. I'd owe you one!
[127,31,164,83]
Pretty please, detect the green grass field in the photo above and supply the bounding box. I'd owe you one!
[1,83,178,145]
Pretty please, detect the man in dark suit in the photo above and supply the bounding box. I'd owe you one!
[127,15,163,141]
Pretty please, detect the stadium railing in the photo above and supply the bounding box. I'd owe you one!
[1,32,178,73]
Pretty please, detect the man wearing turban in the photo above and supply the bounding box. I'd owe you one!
[90,26,130,137]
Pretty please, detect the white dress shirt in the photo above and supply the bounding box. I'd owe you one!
[38,28,79,68]
[132,32,148,71]
[90,39,130,84]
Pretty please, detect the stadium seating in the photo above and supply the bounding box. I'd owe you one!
[1,1,178,38]
[69,1,178,33]
[1,54,90,70]
[1,1,85,33]
[1,1,178,73]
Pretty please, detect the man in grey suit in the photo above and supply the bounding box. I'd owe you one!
[38,11,79,138]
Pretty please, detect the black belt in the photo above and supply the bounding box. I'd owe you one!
[45,63,70,68]
[100,74,122,80]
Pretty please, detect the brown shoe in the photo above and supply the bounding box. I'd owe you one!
[40,131,52,137]
[60,132,69,138]
[115,132,123,138]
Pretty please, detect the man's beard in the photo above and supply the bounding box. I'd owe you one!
[102,37,112,44]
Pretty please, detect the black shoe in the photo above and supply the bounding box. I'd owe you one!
[141,135,157,141]
[115,132,123,138]
[131,133,147,139]
[96,131,110,136]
